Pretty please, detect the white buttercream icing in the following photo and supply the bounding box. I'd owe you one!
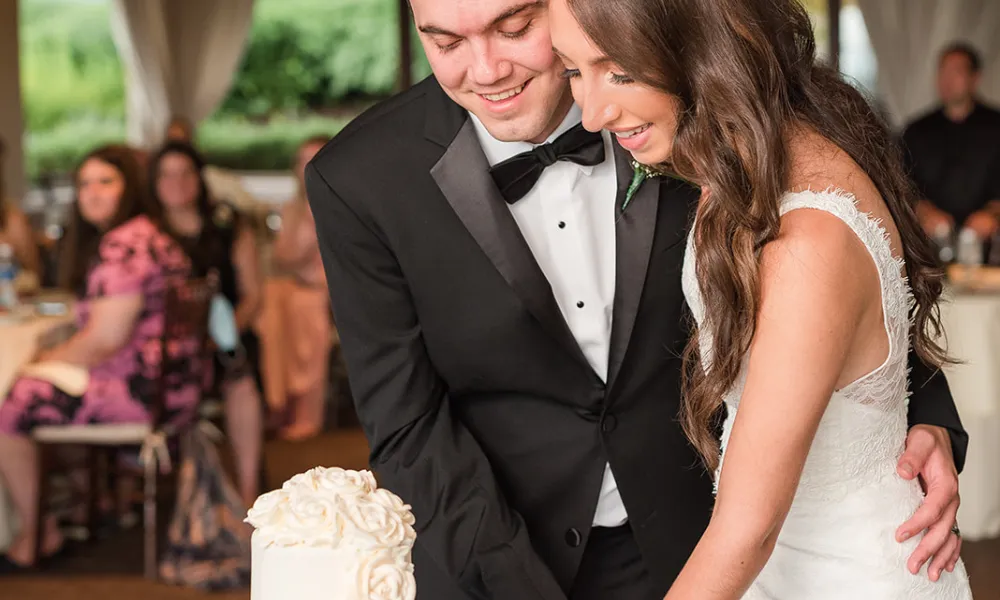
[247,467,416,600]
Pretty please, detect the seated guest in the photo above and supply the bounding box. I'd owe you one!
[164,116,263,219]
[903,42,1000,239]
[261,136,332,440]
[0,137,40,276]
[148,141,263,507]
[0,145,201,571]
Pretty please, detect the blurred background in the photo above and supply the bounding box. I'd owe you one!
[1,0,999,598]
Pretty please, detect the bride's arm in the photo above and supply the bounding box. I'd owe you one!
[665,210,876,599]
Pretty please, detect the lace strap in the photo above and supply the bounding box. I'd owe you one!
[780,188,903,281]
[779,188,912,398]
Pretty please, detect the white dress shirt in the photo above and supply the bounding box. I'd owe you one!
[470,106,628,528]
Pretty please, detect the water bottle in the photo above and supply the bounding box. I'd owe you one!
[956,227,984,267]
[932,222,955,264]
[0,243,18,309]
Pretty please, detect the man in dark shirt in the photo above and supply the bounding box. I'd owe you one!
[903,43,1000,240]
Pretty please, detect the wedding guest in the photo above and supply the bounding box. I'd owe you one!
[0,145,201,571]
[260,136,333,440]
[0,137,41,276]
[164,116,263,219]
[148,141,263,507]
[903,43,1000,239]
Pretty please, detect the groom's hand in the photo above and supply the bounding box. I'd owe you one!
[895,424,962,581]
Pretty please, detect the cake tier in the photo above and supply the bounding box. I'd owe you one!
[251,531,361,600]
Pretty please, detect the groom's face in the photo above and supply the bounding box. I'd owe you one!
[411,0,573,144]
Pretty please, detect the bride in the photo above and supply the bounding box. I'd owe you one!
[550,0,973,598]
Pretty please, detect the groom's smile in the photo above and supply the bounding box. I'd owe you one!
[477,78,531,110]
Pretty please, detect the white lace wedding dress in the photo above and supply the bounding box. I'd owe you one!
[682,189,973,598]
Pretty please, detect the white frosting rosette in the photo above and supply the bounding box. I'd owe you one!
[359,549,417,600]
[246,467,418,598]
[371,488,417,527]
[315,467,378,496]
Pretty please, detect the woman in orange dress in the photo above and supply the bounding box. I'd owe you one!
[261,137,333,440]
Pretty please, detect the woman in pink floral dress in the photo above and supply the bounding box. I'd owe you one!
[0,145,204,572]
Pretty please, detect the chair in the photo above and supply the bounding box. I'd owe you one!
[31,276,215,578]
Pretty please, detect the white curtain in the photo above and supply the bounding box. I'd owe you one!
[858,0,1000,128]
[111,0,255,148]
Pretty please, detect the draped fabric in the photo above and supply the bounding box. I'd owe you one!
[858,0,1000,127]
[110,0,255,147]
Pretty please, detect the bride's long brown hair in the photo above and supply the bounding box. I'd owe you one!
[567,0,948,470]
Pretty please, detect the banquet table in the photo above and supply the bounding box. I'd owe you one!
[939,286,1000,541]
[0,300,75,552]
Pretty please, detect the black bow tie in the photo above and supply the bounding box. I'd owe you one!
[489,124,606,204]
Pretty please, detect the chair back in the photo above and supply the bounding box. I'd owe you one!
[151,276,215,429]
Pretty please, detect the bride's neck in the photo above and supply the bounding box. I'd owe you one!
[783,125,841,190]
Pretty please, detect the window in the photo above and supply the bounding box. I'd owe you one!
[20,0,429,180]
[20,0,125,182]
[839,1,878,95]
[804,0,879,95]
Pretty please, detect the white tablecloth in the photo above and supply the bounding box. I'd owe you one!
[0,309,75,551]
[940,289,1000,541]
[0,312,75,404]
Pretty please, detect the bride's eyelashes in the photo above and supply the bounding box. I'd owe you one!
[558,68,635,85]
[608,72,635,85]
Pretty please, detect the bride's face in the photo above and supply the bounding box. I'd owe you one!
[548,0,681,166]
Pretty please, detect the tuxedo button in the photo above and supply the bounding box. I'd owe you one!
[565,528,582,548]
[601,414,618,433]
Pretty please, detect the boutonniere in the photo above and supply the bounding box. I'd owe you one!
[622,161,698,215]
[622,160,663,214]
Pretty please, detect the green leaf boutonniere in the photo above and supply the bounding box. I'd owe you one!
[622,161,698,217]
[622,161,663,214]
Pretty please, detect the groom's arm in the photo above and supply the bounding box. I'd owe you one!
[906,349,968,473]
[306,164,567,600]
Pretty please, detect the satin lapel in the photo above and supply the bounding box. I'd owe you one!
[430,119,592,371]
[607,143,661,393]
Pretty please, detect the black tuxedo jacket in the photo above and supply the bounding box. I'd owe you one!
[305,77,968,600]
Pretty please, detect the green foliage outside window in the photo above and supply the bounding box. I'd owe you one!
[21,0,431,178]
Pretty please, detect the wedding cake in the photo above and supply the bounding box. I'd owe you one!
[246,467,417,600]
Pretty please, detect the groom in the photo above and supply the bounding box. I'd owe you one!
[306,1,968,598]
